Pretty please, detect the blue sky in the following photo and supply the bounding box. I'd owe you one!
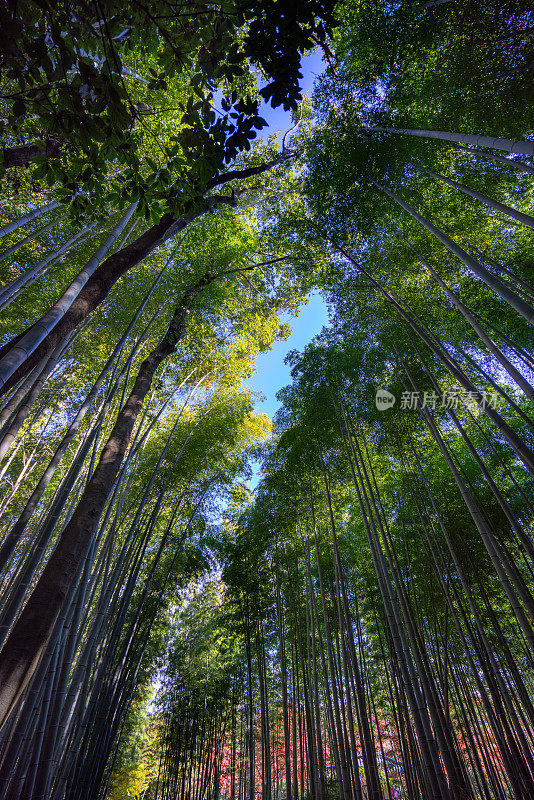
[247,50,328,420]
[245,295,328,490]
[246,292,328,419]
[256,49,326,144]
[244,51,329,485]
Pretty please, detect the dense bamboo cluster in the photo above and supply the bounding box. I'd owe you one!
[151,369,534,800]
[0,188,294,797]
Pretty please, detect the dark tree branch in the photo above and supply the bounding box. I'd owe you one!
[206,150,295,191]
[2,140,62,170]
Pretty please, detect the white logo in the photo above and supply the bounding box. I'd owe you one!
[376,389,396,410]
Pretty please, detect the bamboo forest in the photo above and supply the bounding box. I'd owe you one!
[2,1,534,798]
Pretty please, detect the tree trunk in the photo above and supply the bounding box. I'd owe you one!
[0,272,213,726]
[0,258,168,571]
[456,144,534,176]
[422,166,534,230]
[2,140,62,170]
[0,215,65,264]
[363,125,534,156]
[0,201,61,241]
[0,156,284,397]
[374,182,534,325]
[405,240,534,400]
[0,228,90,312]
[0,204,137,388]
[331,239,534,476]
